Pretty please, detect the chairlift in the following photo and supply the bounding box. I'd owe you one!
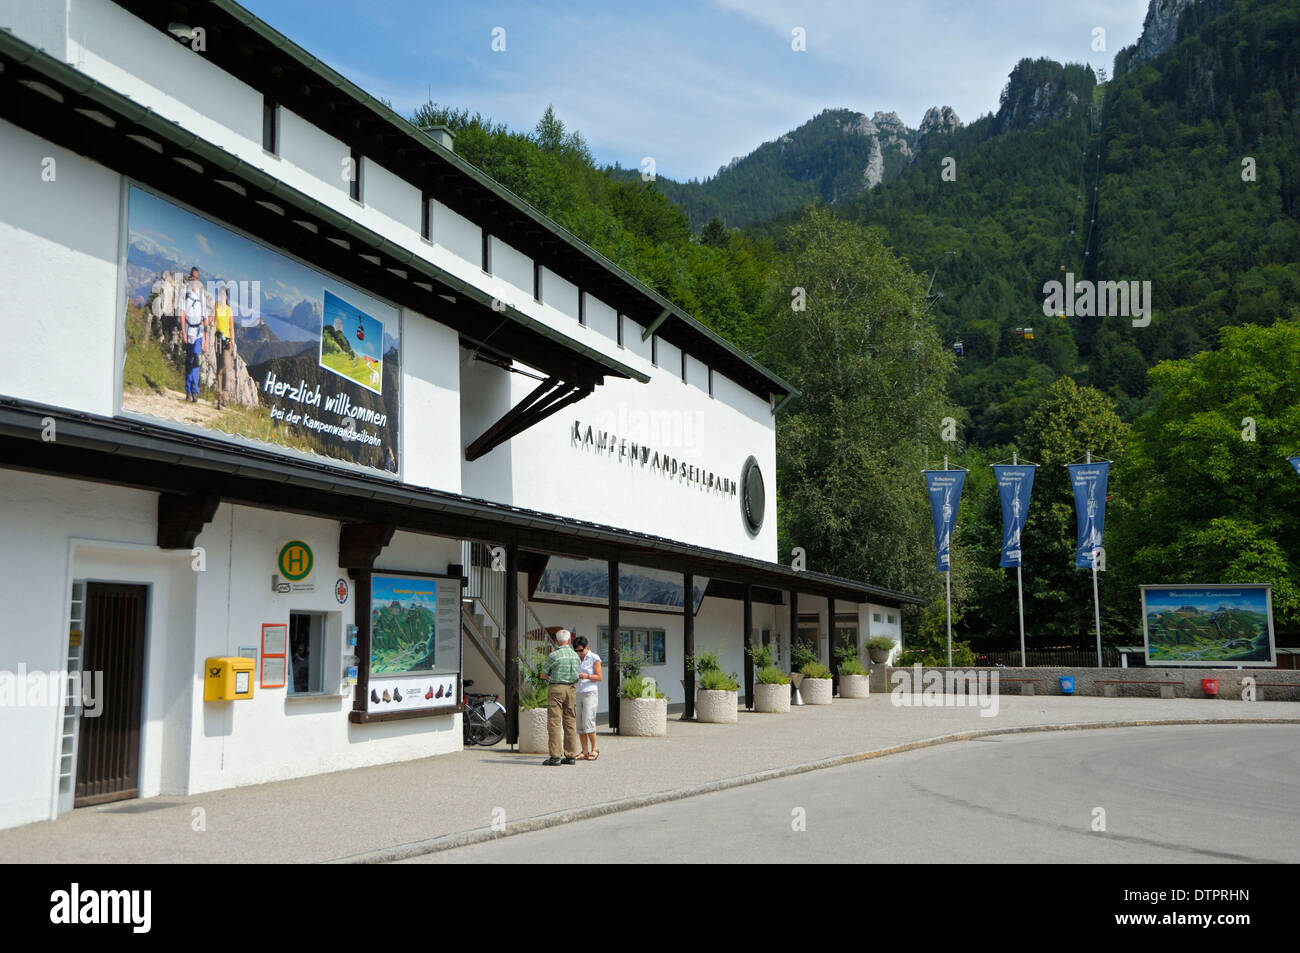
[355,317,365,341]
[953,341,965,357]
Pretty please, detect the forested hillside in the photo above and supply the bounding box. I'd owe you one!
[407,0,1300,650]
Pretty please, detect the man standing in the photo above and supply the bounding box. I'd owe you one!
[538,628,580,766]
[178,266,208,403]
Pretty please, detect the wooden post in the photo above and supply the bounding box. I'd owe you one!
[683,572,695,720]
[608,560,620,733]
[504,543,519,745]
[828,595,839,695]
[743,582,754,710]
[789,590,798,671]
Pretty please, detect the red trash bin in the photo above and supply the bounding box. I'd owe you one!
[1202,678,1219,697]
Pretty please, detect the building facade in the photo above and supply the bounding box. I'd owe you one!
[0,0,918,831]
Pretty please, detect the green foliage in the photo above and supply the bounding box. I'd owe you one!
[1109,318,1300,631]
[618,652,648,680]
[755,665,791,685]
[791,639,820,670]
[896,599,976,666]
[517,650,549,710]
[698,668,740,692]
[767,206,956,603]
[746,643,776,670]
[801,661,832,679]
[618,675,666,700]
[865,636,897,652]
[838,657,868,676]
[689,651,722,674]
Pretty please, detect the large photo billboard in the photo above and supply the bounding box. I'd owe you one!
[119,185,400,473]
[1140,584,1276,667]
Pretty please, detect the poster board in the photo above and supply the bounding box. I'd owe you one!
[1140,585,1276,667]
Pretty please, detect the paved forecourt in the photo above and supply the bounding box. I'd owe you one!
[1,693,1297,864]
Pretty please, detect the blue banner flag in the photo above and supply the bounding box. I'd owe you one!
[1068,462,1110,569]
[992,465,1036,568]
[924,470,966,572]
[1290,456,1300,480]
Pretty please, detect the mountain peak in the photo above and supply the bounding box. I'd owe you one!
[1129,0,1200,68]
[919,105,962,139]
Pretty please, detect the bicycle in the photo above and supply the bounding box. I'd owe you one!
[461,679,507,747]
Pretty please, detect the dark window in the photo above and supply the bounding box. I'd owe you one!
[681,349,687,383]
[651,335,658,367]
[534,262,542,302]
[617,313,624,347]
[288,612,324,694]
[262,97,278,154]
[349,148,362,203]
[482,231,491,273]
[577,290,585,325]
[420,193,431,241]
[708,366,714,397]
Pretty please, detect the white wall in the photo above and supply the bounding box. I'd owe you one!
[463,362,778,559]
[489,236,532,299]
[279,107,350,195]
[186,512,463,794]
[0,471,172,829]
[0,468,473,829]
[430,200,481,268]
[0,120,121,415]
[361,158,423,235]
[400,310,461,493]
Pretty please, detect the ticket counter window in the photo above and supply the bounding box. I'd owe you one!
[288,612,324,694]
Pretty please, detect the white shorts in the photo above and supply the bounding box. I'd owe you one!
[576,691,598,733]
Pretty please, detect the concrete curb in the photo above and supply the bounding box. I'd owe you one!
[326,717,1300,864]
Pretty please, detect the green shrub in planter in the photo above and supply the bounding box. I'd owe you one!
[517,649,550,709]
[866,636,896,653]
[698,668,739,692]
[747,643,776,670]
[801,661,832,679]
[792,639,820,671]
[689,651,722,674]
[618,675,666,700]
[839,657,867,676]
[756,664,790,685]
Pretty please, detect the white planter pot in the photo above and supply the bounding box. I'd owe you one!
[517,707,549,754]
[696,688,739,723]
[839,674,870,698]
[802,677,833,705]
[753,681,791,713]
[619,696,668,737]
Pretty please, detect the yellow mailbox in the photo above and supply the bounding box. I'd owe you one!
[204,656,256,701]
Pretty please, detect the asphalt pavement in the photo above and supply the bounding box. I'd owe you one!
[408,724,1300,864]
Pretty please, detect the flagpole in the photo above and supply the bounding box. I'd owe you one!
[944,454,952,667]
[1012,452,1026,667]
[1088,449,1102,667]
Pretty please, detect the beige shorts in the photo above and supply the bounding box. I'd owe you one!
[576,691,598,733]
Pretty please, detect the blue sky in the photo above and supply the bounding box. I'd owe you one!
[243,0,1149,181]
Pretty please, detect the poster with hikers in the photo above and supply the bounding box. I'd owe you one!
[118,185,400,473]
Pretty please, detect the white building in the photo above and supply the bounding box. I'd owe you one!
[0,0,918,831]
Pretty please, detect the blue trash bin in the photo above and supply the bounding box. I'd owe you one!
[1059,675,1075,695]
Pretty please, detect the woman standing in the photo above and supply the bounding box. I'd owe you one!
[573,635,602,761]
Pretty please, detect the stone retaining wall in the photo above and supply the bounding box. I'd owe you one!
[869,664,1300,701]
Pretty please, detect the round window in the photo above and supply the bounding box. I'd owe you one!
[741,456,765,535]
